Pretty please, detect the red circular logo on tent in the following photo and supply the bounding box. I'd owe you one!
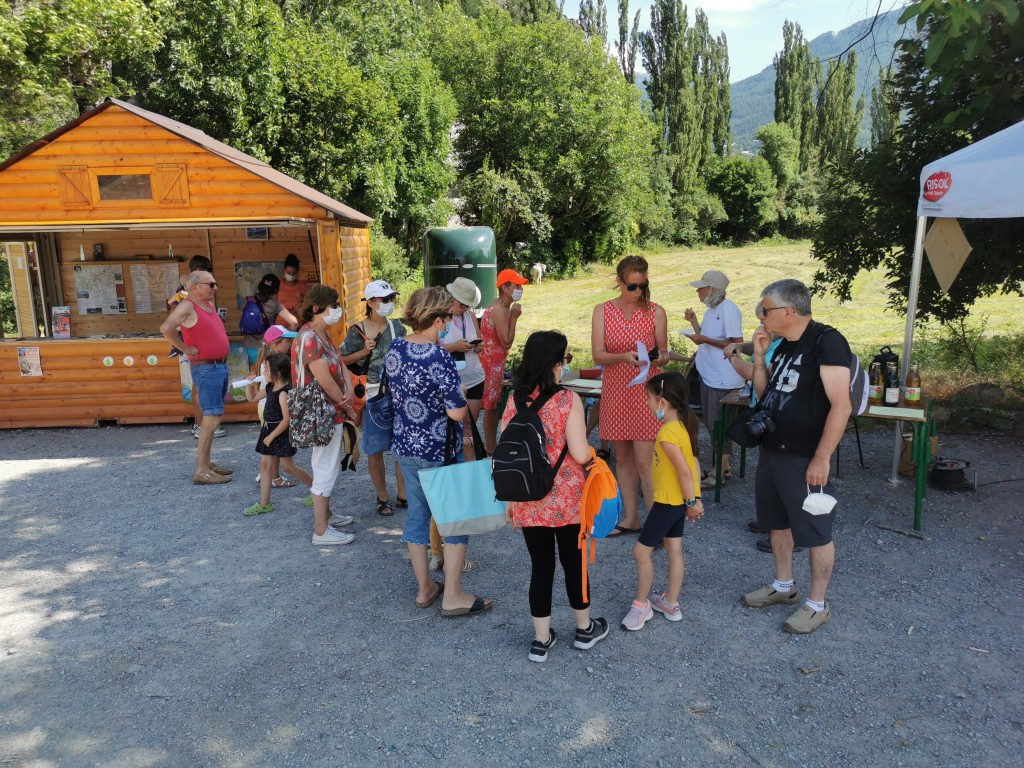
[923,171,952,201]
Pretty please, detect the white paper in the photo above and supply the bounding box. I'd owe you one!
[233,375,266,388]
[627,340,651,387]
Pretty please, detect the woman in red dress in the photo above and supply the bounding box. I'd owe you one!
[591,255,669,534]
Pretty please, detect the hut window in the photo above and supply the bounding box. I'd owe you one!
[97,174,153,201]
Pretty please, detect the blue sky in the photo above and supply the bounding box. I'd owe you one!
[562,0,905,82]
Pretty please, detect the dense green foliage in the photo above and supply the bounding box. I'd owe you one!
[429,6,653,270]
[812,1,1024,322]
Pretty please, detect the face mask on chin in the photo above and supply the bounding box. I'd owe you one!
[324,306,344,326]
[377,301,395,318]
[511,289,524,302]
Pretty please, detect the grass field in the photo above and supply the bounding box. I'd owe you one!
[508,242,1024,398]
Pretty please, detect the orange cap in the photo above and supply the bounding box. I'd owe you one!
[497,268,529,287]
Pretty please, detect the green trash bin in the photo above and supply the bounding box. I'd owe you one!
[423,227,497,308]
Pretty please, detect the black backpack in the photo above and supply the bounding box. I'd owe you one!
[492,389,568,502]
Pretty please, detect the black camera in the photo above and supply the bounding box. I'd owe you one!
[743,410,777,443]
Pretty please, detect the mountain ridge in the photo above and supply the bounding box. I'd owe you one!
[729,10,907,151]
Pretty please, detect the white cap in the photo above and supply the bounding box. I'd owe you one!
[364,279,397,300]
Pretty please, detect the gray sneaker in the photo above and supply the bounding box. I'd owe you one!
[192,424,226,438]
[312,527,355,546]
[741,584,800,608]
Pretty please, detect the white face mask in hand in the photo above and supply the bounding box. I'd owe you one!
[324,306,344,326]
[802,485,838,516]
[377,301,395,317]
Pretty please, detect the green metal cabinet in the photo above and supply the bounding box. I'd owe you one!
[422,227,497,308]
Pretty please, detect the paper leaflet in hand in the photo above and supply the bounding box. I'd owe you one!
[627,341,651,387]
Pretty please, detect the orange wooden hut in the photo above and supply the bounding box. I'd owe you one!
[0,98,371,429]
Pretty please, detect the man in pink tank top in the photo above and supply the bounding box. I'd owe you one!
[161,271,234,485]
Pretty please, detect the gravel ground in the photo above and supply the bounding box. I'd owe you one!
[1,423,1022,767]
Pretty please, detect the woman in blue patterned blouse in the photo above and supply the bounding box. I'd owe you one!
[384,286,493,616]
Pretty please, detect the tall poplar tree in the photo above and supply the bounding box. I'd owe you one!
[616,0,640,83]
[578,0,607,44]
[815,52,864,168]
[773,20,817,171]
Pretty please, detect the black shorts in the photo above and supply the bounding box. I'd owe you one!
[638,502,686,547]
[465,381,484,400]
[755,447,836,547]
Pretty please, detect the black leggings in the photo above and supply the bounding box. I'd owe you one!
[522,524,589,617]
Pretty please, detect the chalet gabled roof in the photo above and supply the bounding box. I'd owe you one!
[0,98,372,226]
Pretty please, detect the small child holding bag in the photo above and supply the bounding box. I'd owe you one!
[244,353,312,516]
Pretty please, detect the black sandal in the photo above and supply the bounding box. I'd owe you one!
[376,498,394,517]
[395,497,408,509]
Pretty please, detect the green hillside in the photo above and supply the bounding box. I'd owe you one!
[730,10,906,152]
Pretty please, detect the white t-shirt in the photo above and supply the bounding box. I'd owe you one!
[695,297,745,389]
[448,310,485,389]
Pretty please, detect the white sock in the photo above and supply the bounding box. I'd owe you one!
[805,598,826,612]
[772,579,794,593]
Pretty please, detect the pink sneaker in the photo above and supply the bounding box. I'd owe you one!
[621,600,653,631]
[650,593,682,622]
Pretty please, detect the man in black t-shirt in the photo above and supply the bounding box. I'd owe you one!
[740,279,852,634]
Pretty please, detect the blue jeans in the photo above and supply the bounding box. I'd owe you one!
[190,363,228,416]
[396,455,469,547]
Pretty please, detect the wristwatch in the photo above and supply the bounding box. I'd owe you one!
[684,498,698,507]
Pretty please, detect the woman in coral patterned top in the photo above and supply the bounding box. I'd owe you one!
[591,255,669,535]
[501,331,609,662]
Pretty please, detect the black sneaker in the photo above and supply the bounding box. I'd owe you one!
[528,630,557,663]
[574,617,609,650]
[747,520,767,534]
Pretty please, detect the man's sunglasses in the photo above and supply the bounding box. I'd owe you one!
[626,280,650,292]
[199,281,217,288]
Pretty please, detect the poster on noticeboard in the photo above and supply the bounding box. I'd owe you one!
[51,306,71,339]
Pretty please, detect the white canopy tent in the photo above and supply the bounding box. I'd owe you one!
[893,118,1024,480]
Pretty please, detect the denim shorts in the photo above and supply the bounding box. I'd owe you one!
[190,362,228,416]
[396,455,469,547]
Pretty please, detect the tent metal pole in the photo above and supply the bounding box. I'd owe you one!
[890,215,929,483]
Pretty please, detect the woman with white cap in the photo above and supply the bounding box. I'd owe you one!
[340,279,408,516]
[443,277,486,451]
[479,268,528,454]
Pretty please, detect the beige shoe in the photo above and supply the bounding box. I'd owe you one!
[193,470,231,485]
[784,604,831,634]
[741,584,800,608]
[210,463,233,476]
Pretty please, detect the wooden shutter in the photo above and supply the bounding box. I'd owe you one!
[57,167,92,208]
[153,163,190,207]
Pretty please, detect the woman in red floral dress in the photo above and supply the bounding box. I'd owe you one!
[591,255,669,534]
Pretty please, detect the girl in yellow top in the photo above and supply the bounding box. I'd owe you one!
[621,372,704,631]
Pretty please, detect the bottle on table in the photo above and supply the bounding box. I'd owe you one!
[884,361,901,406]
[868,362,883,406]
[904,363,922,408]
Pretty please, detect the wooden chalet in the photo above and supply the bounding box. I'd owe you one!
[0,98,372,428]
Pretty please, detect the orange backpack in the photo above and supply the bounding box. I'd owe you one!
[577,447,621,603]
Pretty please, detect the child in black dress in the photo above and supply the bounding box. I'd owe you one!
[244,353,312,516]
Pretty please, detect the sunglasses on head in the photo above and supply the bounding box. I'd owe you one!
[626,280,649,292]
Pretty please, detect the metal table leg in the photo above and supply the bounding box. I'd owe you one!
[912,419,930,531]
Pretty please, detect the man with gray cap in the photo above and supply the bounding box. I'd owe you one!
[682,269,745,486]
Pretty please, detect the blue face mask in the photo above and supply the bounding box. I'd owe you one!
[562,364,570,377]
[438,321,451,340]
[656,408,666,421]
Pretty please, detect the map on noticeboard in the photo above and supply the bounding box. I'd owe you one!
[73,264,126,315]
[130,263,181,314]
[233,261,285,309]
